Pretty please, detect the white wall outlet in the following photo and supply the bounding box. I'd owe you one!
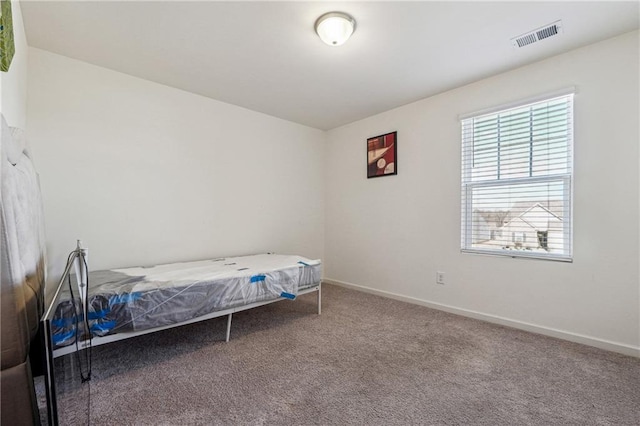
[436,271,445,285]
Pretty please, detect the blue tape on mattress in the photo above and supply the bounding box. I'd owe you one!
[298,261,310,266]
[280,292,296,300]
[109,292,142,306]
[91,320,116,334]
[250,274,266,283]
[52,317,71,328]
[52,309,109,328]
[88,309,109,320]
[52,330,75,345]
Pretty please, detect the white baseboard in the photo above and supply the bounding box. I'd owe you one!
[323,278,640,358]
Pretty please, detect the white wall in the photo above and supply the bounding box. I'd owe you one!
[0,0,28,128]
[22,29,640,355]
[325,31,639,355]
[27,48,325,274]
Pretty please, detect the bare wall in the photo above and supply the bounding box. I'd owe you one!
[324,31,639,355]
[27,48,325,275]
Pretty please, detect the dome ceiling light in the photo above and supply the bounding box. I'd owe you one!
[314,12,356,46]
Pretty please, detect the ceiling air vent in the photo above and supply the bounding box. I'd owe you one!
[512,21,563,48]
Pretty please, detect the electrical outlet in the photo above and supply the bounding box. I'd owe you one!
[436,271,445,285]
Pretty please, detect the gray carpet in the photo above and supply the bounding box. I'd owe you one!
[39,283,640,425]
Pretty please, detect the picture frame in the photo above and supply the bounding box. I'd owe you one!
[1,0,16,72]
[367,131,397,178]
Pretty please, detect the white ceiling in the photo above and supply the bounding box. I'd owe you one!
[21,1,639,130]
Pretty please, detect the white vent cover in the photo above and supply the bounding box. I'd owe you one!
[512,21,563,48]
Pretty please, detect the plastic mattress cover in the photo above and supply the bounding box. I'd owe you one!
[51,253,321,348]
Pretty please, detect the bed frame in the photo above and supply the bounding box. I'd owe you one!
[49,282,321,358]
[40,248,321,426]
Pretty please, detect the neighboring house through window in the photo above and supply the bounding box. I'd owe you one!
[460,92,573,261]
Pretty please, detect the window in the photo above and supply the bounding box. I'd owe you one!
[537,231,549,250]
[461,93,573,261]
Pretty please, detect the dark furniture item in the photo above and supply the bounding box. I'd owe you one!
[1,116,46,425]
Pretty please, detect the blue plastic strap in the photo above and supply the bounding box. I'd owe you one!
[280,292,296,300]
[52,307,109,328]
[88,309,109,320]
[51,313,84,327]
[109,292,142,306]
[250,274,266,283]
[91,320,116,333]
[298,261,310,266]
[51,317,72,328]
[52,330,75,345]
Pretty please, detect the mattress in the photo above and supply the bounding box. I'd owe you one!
[51,253,321,348]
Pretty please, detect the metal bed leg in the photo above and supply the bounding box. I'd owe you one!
[226,313,232,342]
[317,283,322,315]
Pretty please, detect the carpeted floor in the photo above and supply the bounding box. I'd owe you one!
[38,283,640,425]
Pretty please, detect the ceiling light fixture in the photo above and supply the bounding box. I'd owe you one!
[314,12,356,46]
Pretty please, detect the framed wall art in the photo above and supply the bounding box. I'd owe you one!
[1,0,16,72]
[367,131,397,178]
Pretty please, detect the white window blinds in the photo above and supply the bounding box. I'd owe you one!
[461,93,573,261]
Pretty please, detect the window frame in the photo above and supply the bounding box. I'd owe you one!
[460,90,574,262]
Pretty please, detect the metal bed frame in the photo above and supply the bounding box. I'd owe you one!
[50,282,321,358]
[40,244,321,425]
